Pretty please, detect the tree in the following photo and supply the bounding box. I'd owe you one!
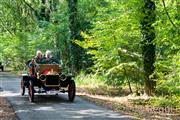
[67,0,82,74]
[140,0,156,96]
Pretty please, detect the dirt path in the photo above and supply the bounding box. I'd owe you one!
[0,72,135,120]
[0,96,17,120]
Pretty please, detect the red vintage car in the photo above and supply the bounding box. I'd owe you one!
[21,63,76,102]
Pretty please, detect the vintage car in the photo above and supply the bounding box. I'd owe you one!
[0,62,4,71]
[21,62,76,102]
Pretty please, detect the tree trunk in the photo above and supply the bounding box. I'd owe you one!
[67,0,81,74]
[124,68,132,94]
[140,0,156,96]
[51,0,61,61]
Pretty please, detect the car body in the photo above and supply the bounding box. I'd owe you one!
[21,63,76,102]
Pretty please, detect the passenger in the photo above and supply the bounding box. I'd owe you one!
[45,50,58,64]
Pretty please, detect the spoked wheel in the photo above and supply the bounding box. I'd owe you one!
[20,79,25,96]
[28,80,34,102]
[68,80,76,102]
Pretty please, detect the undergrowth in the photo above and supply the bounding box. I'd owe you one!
[76,72,180,109]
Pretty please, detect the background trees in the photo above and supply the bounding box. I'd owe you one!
[0,0,179,98]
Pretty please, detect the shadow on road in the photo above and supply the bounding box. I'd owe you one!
[32,94,72,104]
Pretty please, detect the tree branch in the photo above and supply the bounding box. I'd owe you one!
[0,19,14,35]
[22,0,36,13]
[162,0,177,28]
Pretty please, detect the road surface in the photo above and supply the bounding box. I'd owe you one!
[0,72,134,120]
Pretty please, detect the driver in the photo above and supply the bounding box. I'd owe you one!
[34,50,44,64]
[26,50,43,76]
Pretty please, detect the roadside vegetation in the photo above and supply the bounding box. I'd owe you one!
[76,73,180,119]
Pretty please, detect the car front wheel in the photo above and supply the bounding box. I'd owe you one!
[20,79,25,96]
[28,80,34,102]
[68,80,76,102]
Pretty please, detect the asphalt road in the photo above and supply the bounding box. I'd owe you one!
[0,72,134,120]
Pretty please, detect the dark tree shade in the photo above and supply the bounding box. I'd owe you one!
[67,0,82,74]
[141,0,156,96]
[39,0,50,21]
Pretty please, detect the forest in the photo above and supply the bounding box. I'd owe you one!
[0,0,179,118]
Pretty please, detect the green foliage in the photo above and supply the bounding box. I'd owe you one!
[76,71,106,88]
[76,72,123,96]
[150,96,180,108]
[76,0,143,86]
[155,52,180,96]
[154,0,180,97]
[129,96,180,108]
[0,0,70,70]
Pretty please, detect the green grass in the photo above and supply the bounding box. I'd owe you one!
[129,96,180,109]
[149,96,180,109]
[75,72,125,96]
[75,72,106,87]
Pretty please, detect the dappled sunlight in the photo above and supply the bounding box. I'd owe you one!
[34,106,55,111]
[0,91,19,97]
[11,96,135,119]
[72,109,133,119]
[16,109,30,113]
[77,92,152,105]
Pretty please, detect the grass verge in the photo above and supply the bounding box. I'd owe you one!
[76,73,180,120]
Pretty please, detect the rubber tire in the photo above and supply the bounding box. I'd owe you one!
[28,80,34,102]
[68,80,76,102]
[20,79,25,96]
